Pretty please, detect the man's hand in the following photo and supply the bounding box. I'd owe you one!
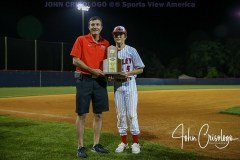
[90,69,105,77]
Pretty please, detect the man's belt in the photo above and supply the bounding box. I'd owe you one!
[74,71,97,79]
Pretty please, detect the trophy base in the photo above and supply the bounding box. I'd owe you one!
[104,72,126,79]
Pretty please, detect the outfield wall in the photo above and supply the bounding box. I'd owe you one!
[1,71,240,87]
[136,78,240,85]
[0,71,74,87]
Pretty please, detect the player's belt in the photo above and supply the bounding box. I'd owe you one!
[127,77,132,81]
[115,77,132,82]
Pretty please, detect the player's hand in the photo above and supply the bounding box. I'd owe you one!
[118,72,131,81]
[120,72,130,78]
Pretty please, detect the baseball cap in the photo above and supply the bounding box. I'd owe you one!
[112,26,127,34]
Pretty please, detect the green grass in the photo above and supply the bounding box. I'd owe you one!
[220,106,240,115]
[0,86,76,98]
[0,115,215,160]
[1,85,240,98]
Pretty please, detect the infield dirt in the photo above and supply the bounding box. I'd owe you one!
[0,89,240,159]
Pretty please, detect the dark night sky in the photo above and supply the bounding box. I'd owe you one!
[1,0,240,64]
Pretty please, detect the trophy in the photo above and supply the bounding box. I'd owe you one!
[103,45,125,79]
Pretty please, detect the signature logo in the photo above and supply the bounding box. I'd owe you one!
[172,124,239,149]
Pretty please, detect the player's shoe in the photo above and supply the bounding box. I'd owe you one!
[91,144,109,154]
[115,142,129,153]
[77,146,87,158]
[131,143,140,154]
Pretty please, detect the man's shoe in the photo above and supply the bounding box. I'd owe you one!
[77,147,87,158]
[115,142,129,153]
[131,143,140,154]
[91,144,109,154]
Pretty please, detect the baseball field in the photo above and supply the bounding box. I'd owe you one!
[0,85,240,160]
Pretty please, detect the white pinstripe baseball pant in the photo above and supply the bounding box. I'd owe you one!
[114,78,140,136]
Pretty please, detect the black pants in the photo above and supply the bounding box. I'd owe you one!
[75,75,109,114]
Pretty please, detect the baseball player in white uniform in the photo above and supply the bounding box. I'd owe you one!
[111,26,145,154]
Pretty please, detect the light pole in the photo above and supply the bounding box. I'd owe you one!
[77,3,90,35]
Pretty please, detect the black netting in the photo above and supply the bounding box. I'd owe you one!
[7,37,35,70]
[2,37,74,71]
[63,43,74,71]
[37,41,61,70]
[0,37,5,69]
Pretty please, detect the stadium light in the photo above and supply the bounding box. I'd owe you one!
[77,3,90,35]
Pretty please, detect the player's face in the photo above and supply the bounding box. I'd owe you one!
[113,33,126,45]
[88,20,102,35]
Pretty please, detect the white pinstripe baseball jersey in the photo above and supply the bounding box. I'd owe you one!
[114,45,145,136]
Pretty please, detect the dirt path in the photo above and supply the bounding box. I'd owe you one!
[0,89,240,159]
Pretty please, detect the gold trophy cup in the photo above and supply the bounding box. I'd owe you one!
[103,45,124,79]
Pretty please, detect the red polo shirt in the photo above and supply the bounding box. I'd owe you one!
[70,34,109,74]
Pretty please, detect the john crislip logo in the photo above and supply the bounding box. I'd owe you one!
[172,124,239,149]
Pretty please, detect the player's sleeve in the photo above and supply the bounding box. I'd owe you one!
[70,37,83,59]
[132,48,145,69]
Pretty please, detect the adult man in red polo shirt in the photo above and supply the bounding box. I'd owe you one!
[70,16,109,158]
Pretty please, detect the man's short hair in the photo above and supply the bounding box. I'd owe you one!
[88,16,103,26]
